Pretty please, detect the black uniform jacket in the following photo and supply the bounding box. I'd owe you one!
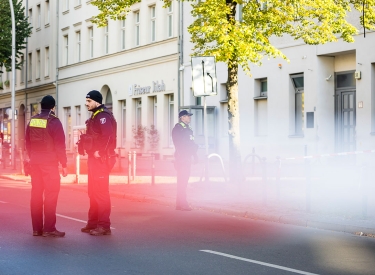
[172,122,198,161]
[86,105,116,157]
[25,109,67,168]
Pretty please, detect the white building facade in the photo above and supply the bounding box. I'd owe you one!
[0,0,57,152]
[3,1,375,165]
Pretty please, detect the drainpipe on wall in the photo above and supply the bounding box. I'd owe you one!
[25,0,28,121]
[55,0,59,116]
[177,0,184,111]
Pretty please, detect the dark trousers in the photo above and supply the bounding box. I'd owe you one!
[175,160,191,207]
[30,165,61,232]
[87,156,111,229]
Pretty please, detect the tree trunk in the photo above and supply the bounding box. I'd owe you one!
[227,65,242,183]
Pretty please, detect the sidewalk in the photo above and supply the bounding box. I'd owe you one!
[1,167,375,237]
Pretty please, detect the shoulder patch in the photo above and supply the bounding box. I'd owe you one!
[30,118,47,128]
[100,117,106,124]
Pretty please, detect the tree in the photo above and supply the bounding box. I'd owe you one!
[91,0,375,181]
[0,0,32,72]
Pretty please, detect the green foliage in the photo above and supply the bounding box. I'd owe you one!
[0,0,32,71]
[132,125,146,150]
[147,125,160,152]
[0,81,3,89]
[4,79,9,86]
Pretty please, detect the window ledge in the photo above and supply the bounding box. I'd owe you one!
[28,80,32,83]
[44,76,50,80]
[288,135,304,138]
[219,99,228,103]
[35,78,41,82]
[36,27,41,32]
[74,4,82,10]
[63,10,70,15]
[253,96,268,100]
[86,0,92,4]
[45,23,50,28]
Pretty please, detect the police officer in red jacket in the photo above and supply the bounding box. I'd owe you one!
[25,95,68,237]
[172,110,199,211]
[80,90,117,236]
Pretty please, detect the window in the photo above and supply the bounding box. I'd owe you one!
[121,20,126,50]
[45,1,50,25]
[44,47,49,77]
[76,31,81,62]
[135,11,140,46]
[89,27,93,58]
[30,103,39,116]
[236,4,243,22]
[75,105,81,125]
[121,100,126,147]
[168,94,174,145]
[75,0,81,5]
[28,53,32,81]
[64,0,69,11]
[37,4,41,28]
[104,25,109,54]
[20,55,25,83]
[260,79,267,97]
[150,6,156,42]
[167,4,173,37]
[29,9,33,28]
[63,35,69,65]
[36,50,40,79]
[136,98,142,128]
[291,74,304,136]
[153,96,157,127]
[64,107,71,150]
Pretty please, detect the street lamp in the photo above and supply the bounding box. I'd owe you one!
[9,0,16,169]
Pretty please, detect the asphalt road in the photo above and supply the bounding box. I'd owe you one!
[0,178,375,275]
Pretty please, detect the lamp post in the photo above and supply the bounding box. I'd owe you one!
[9,0,16,169]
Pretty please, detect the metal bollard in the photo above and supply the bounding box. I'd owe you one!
[117,148,121,170]
[305,159,311,213]
[19,149,24,175]
[261,157,267,206]
[132,151,136,181]
[128,151,132,184]
[75,147,80,184]
[276,157,281,202]
[151,153,155,186]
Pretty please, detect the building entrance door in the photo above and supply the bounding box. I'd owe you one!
[335,72,356,152]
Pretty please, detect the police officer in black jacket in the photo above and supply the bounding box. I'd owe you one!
[25,95,68,237]
[80,90,117,236]
[172,110,199,211]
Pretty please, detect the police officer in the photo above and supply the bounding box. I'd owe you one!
[25,95,68,237]
[172,110,199,211]
[80,90,117,236]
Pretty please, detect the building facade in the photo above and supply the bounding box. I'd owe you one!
[3,1,375,165]
[0,0,57,153]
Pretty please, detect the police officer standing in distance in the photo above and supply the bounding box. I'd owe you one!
[79,90,117,236]
[172,110,199,211]
[25,95,68,237]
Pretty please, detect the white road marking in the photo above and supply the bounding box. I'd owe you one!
[0,200,7,203]
[56,214,115,230]
[200,250,319,275]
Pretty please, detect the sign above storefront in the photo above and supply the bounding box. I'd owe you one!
[129,80,166,96]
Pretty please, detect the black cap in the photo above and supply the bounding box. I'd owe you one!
[40,95,56,110]
[86,90,103,104]
[179,110,193,117]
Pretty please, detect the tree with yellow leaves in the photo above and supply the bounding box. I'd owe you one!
[91,0,375,181]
